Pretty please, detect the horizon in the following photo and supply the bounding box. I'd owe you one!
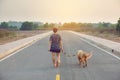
[0,0,120,23]
[0,20,117,24]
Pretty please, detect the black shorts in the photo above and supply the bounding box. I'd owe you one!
[50,45,61,53]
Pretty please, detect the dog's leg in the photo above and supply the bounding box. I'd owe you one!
[83,59,87,68]
[78,57,81,65]
[80,60,83,68]
[83,61,85,68]
[85,60,87,67]
[82,60,85,68]
[82,59,87,68]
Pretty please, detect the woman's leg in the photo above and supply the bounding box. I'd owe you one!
[52,52,60,67]
[56,53,60,65]
[52,52,56,66]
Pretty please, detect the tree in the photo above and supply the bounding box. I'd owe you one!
[0,22,9,29]
[49,23,55,28]
[44,23,49,28]
[33,23,39,30]
[20,22,34,30]
[116,18,120,35]
[9,26,19,30]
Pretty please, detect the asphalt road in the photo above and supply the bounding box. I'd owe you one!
[0,31,120,80]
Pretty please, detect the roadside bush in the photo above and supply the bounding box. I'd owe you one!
[0,29,16,38]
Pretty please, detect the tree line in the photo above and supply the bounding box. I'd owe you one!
[0,22,18,30]
[0,21,42,30]
[0,18,120,35]
[59,18,120,36]
[0,21,57,30]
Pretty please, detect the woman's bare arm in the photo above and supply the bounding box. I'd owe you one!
[49,41,51,51]
[60,41,63,52]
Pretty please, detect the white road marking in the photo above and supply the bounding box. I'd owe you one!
[0,32,52,62]
[70,31,120,60]
[0,43,31,62]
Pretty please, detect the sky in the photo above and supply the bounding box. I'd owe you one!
[0,0,120,23]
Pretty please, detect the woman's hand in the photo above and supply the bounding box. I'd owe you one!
[61,48,64,53]
[48,48,50,52]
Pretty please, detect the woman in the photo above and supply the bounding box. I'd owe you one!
[49,27,63,67]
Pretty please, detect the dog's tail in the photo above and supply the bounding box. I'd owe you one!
[86,52,93,60]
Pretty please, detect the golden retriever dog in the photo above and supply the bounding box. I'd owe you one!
[77,50,92,68]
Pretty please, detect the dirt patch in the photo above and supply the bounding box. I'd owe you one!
[81,31,120,43]
[0,30,48,45]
